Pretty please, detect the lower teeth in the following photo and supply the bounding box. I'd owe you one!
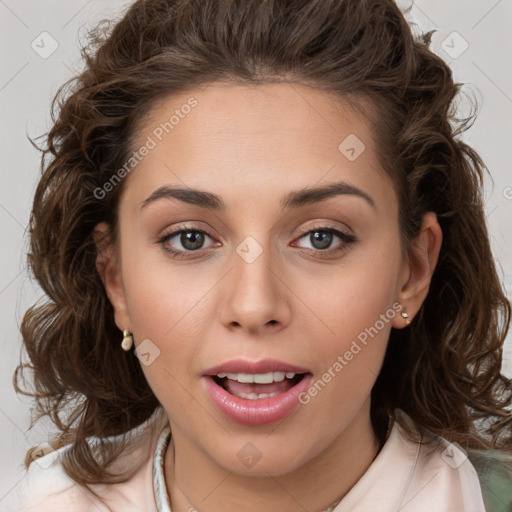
[237,392,280,400]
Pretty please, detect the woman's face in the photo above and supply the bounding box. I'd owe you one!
[98,82,435,477]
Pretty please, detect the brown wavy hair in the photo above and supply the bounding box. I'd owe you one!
[16,0,512,485]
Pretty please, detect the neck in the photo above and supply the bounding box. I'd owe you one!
[165,400,381,512]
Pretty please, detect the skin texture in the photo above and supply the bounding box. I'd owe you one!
[95,82,442,512]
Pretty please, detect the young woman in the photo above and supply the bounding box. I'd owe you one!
[9,0,512,510]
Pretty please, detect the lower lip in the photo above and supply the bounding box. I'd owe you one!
[203,374,313,426]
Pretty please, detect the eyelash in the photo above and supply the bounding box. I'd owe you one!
[157,224,356,259]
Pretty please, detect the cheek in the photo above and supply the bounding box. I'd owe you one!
[119,242,215,387]
[121,233,208,334]
[121,263,209,420]
[293,242,402,396]
[301,247,401,343]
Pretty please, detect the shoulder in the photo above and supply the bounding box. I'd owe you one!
[390,411,488,512]
[4,409,168,512]
[393,411,512,512]
[4,446,108,512]
[336,411,488,512]
[412,442,485,510]
[468,449,512,512]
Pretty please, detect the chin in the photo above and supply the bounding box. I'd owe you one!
[207,436,319,478]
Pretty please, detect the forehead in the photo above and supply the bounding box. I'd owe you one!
[124,82,395,210]
[135,81,371,151]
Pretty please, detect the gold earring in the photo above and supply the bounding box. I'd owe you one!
[121,329,133,351]
[400,306,411,326]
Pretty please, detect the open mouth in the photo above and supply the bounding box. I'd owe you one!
[203,359,313,425]
[212,372,307,400]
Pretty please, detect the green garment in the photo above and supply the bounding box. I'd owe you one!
[468,450,512,512]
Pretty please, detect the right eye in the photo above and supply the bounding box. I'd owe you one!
[157,226,220,258]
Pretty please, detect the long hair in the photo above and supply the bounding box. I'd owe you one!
[16,0,511,485]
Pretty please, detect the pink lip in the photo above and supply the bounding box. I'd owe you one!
[203,358,312,426]
[203,358,311,376]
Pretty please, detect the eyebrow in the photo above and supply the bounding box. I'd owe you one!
[141,181,376,212]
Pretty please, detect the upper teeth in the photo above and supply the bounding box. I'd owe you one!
[216,372,296,384]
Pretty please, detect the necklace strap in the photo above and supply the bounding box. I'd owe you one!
[323,497,342,511]
[153,425,172,512]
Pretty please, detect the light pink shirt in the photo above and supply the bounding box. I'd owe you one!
[2,409,486,511]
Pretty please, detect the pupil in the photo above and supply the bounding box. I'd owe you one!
[181,231,204,250]
[311,231,332,250]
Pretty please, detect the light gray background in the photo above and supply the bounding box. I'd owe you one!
[1,0,511,505]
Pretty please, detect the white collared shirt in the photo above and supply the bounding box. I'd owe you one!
[2,409,486,511]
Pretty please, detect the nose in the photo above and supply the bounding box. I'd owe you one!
[219,237,292,335]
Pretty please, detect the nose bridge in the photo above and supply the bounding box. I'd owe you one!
[232,234,278,306]
[219,233,290,332]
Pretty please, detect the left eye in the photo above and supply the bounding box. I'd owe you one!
[294,228,355,251]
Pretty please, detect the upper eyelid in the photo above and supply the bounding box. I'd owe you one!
[295,223,352,237]
[159,227,217,245]
[159,223,351,238]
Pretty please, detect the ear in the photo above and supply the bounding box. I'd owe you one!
[392,212,443,328]
[93,222,131,332]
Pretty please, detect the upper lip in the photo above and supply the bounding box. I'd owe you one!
[203,358,311,376]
